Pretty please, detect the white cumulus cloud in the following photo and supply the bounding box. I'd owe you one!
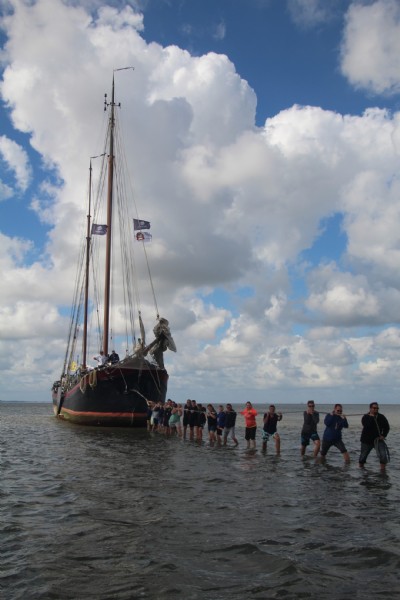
[341,0,400,95]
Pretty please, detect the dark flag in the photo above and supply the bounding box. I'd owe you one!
[135,231,152,242]
[133,218,151,230]
[91,224,108,235]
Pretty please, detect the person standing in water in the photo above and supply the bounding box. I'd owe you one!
[300,400,320,457]
[182,399,192,439]
[206,404,218,444]
[262,405,282,454]
[320,404,350,463]
[359,402,390,471]
[223,404,239,447]
[240,402,258,449]
[216,405,226,446]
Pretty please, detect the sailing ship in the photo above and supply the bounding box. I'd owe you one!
[52,73,176,426]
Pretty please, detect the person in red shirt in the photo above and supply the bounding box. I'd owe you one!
[240,401,258,449]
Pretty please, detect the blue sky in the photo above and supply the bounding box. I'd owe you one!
[1,0,400,404]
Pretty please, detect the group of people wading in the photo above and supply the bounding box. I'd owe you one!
[147,399,240,446]
[147,399,390,471]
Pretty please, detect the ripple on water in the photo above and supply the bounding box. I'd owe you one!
[1,403,400,600]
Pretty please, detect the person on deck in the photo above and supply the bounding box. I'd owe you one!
[262,405,282,454]
[108,350,119,364]
[300,400,320,457]
[93,350,107,366]
[359,402,390,471]
[320,404,350,463]
[240,402,258,449]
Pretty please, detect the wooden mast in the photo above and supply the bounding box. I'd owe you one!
[82,160,92,368]
[103,76,116,357]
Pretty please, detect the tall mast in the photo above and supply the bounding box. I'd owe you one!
[82,160,92,368]
[103,75,116,357]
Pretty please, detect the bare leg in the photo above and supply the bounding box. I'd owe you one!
[313,439,320,457]
[275,434,280,455]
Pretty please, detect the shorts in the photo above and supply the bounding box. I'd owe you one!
[151,416,159,426]
[216,427,224,436]
[208,425,217,432]
[224,426,236,439]
[301,432,320,446]
[320,439,347,456]
[262,430,279,442]
[245,427,256,441]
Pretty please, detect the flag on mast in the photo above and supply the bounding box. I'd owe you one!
[133,218,151,230]
[135,231,152,242]
[91,224,108,235]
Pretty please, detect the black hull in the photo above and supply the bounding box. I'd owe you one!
[52,362,168,426]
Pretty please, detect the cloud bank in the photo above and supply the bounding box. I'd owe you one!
[0,0,400,404]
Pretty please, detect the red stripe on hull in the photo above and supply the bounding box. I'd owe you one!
[60,407,147,418]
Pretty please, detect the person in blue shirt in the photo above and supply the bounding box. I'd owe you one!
[320,404,350,463]
[216,405,226,446]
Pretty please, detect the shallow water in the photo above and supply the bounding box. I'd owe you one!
[1,403,399,599]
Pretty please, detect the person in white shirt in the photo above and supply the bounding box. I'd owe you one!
[93,350,107,366]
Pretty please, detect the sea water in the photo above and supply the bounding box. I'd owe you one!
[1,402,399,599]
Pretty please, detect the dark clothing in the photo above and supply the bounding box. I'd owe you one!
[359,440,389,465]
[225,411,237,428]
[263,413,281,435]
[198,410,206,427]
[108,351,120,364]
[217,411,226,429]
[189,406,199,427]
[323,414,348,442]
[245,427,256,441]
[360,413,390,444]
[207,411,217,429]
[183,403,191,426]
[216,411,226,436]
[163,406,172,427]
[301,411,319,436]
[321,439,347,456]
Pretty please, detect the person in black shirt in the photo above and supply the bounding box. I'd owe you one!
[300,400,320,457]
[359,402,390,471]
[206,404,217,444]
[108,350,120,364]
[223,404,238,446]
[182,399,192,440]
[262,404,282,454]
[189,400,199,441]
